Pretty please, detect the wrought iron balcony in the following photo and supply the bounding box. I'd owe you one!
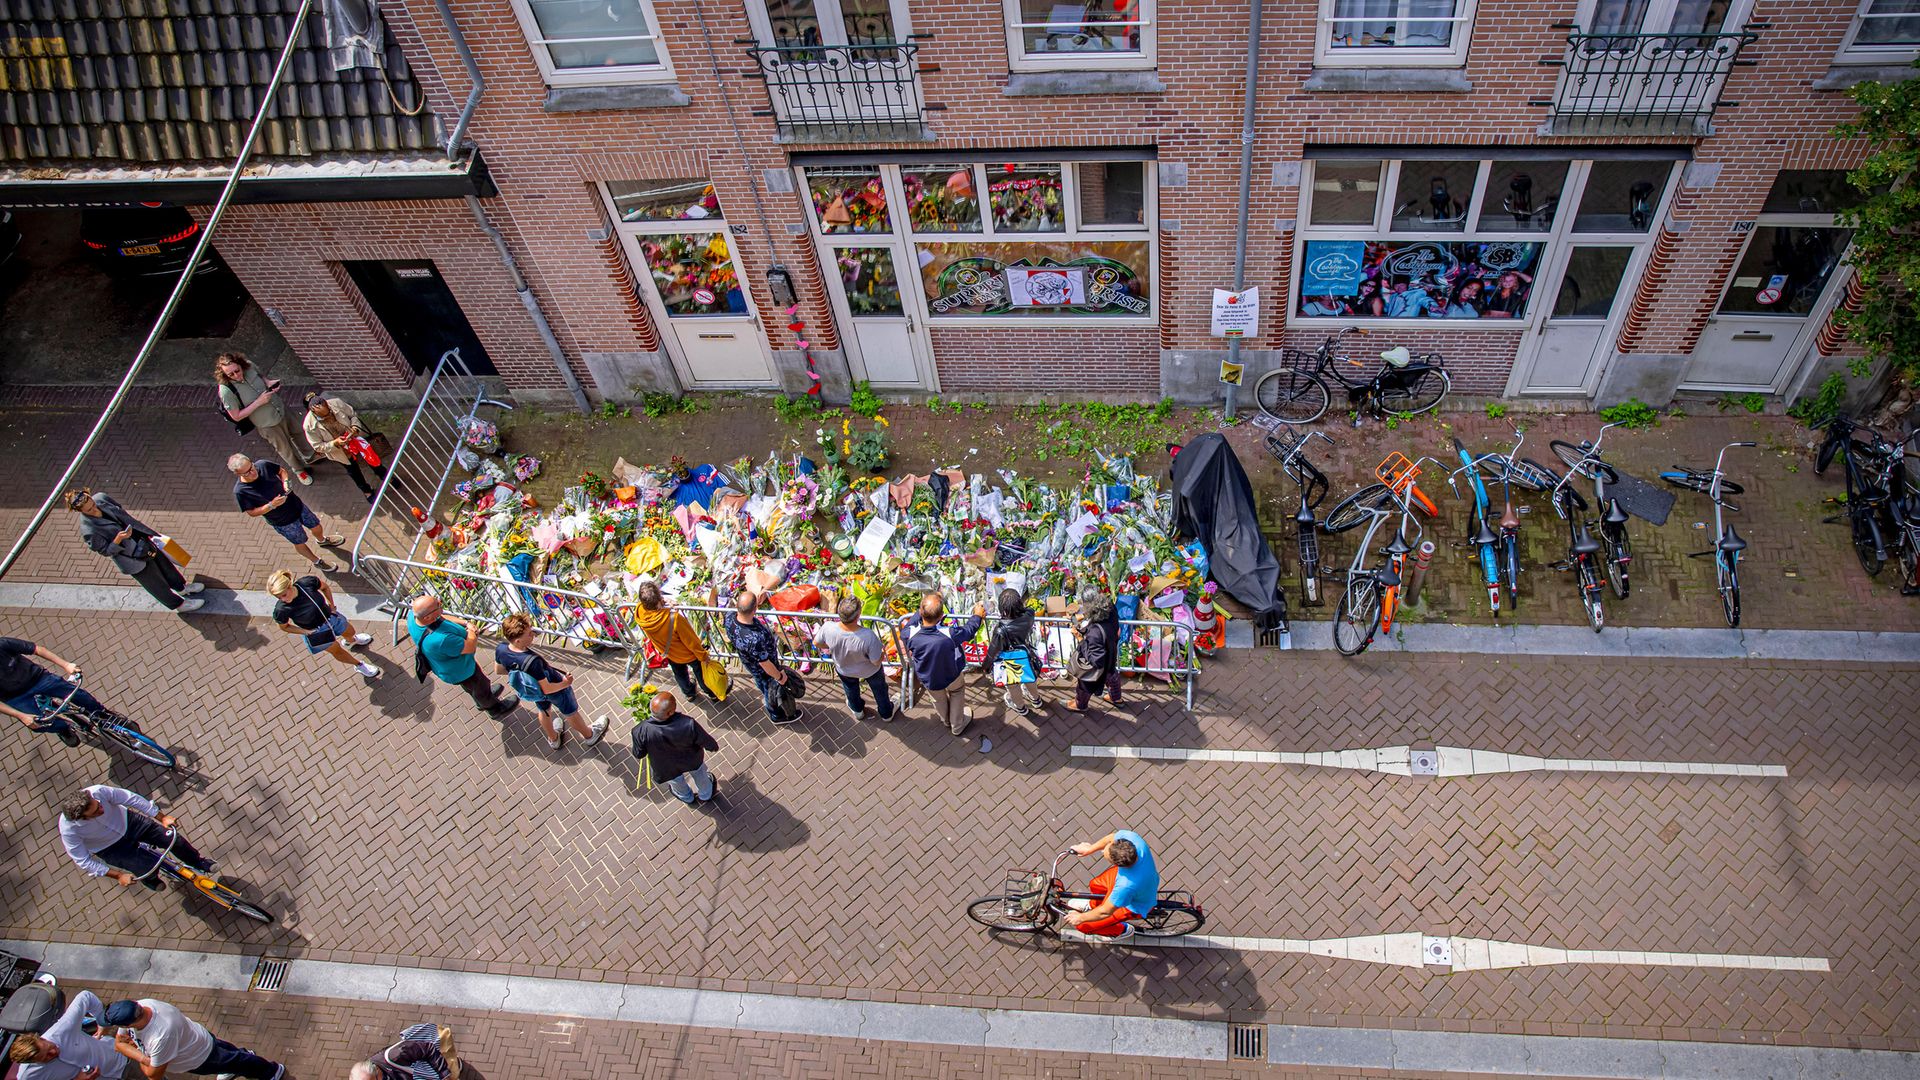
[745,40,931,143]
[1537,25,1761,137]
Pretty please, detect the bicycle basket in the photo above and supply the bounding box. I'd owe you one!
[1002,871,1049,918]
[1375,452,1421,492]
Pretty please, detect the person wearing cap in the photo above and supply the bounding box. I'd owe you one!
[6,986,128,1080]
[301,391,386,502]
[66,489,203,614]
[102,998,282,1080]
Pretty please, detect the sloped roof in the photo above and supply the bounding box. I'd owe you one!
[0,0,443,169]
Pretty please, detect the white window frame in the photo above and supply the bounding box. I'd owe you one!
[1834,0,1920,65]
[1002,0,1157,72]
[1313,0,1477,68]
[509,0,677,87]
[1290,156,1679,328]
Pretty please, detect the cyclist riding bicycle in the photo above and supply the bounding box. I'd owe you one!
[1062,830,1159,943]
[57,785,213,891]
[0,636,108,747]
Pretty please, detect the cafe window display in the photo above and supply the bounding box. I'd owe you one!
[810,167,892,234]
[921,241,1150,317]
[1294,154,1677,321]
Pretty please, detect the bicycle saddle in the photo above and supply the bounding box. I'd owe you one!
[1572,523,1602,556]
[1295,501,1317,525]
[1386,531,1412,556]
[1602,498,1629,525]
[1718,527,1747,552]
[1473,520,1498,546]
[1375,566,1402,588]
[1499,502,1519,530]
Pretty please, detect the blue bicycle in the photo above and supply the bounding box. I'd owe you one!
[35,675,176,769]
[1662,442,1754,628]
[1448,430,1555,615]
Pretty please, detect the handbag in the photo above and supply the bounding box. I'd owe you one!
[700,658,731,702]
[994,648,1039,688]
[217,388,255,436]
[295,584,343,648]
[1066,643,1094,681]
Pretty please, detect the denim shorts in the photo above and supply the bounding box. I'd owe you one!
[535,687,579,715]
[270,505,320,544]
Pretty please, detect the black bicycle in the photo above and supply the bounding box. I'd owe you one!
[1662,442,1754,628]
[1549,422,1634,600]
[1254,327,1450,426]
[1265,427,1334,606]
[34,675,176,769]
[1817,414,1920,587]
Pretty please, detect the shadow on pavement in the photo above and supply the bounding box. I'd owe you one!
[705,770,808,854]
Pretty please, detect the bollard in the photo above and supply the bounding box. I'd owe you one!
[1405,540,1435,606]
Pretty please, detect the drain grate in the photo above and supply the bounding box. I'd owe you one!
[248,958,288,992]
[1229,1023,1264,1060]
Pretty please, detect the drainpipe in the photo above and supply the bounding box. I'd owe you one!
[1222,0,1263,421]
[430,0,483,162]
[468,195,594,415]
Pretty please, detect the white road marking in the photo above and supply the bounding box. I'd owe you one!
[1071,744,1787,778]
[1134,932,1829,972]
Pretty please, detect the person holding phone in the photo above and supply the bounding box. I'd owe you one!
[215,352,312,485]
[228,455,344,571]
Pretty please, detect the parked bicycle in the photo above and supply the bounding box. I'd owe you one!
[1323,454,1439,655]
[1448,428,1556,615]
[1543,464,1609,632]
[966,846,1204,940]
[35,675,176,769]
[1549,422,1634,600]
[1254,327,1450,426]
[1663,442,1755,628]
[1816,414,1920,590]
[1266,427,1335,606]
[136,818,275,925]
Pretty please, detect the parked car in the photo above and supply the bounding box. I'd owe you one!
[80,205,204,277]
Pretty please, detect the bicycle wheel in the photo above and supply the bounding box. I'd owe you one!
[1137,901,1206,938]
[1324,484,1391,533]
[97,720,177,769]
[200,880,275,925]
[1898,531,1919,591]
[1854,513,1885,578]
[1378,367,1449,415]
[966,895,1052,932]
[1503,533,1521,610]
[1550,440,1620,483]
[1579,561,1604,632]
[1254,368,1331,425]
[1333,580,1381,656]
[1604,528,1630,599]
[1719,558,1741,628]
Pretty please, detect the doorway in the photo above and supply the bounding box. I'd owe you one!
[341,260,497,376]
[1680,170,1860,393]
[603,179,775,389]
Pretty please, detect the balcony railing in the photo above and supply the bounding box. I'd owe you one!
[1537,25,1761,137]
[745,41,930,143]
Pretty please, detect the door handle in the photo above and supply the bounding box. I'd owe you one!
[905,313,916,333]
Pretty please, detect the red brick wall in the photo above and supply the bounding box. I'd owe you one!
[928,324,1158,395]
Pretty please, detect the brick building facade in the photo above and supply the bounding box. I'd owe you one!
[4,0,1914,408]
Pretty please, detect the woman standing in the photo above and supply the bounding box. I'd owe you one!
[267,569,377,679]
[66,489,204,613]
[989,587,1044,716]
[495,613,609,751]
[630,581,713,706]
[1068,586,1124,713]
[302,392,387,502]
[216,353,312,484]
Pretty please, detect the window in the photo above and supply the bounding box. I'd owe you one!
[1315,0,1477,67]
[606,179,723,223]
[1002,0,1156,70]
[1716,227,1852,317]
[511,0,674,85]
[1836,0,1920,64]
[803,160,1156,320]
[1760,170,1874,215]
[1294,156,1676,322]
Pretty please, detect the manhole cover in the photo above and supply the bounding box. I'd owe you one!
[1411,749,1439,776]
[248,958,288,992]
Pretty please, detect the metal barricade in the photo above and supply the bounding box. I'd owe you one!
[1025,614,1200,711]
[669,602,915,705]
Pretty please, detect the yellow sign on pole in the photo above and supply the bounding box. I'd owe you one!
[1219,361,1244,386]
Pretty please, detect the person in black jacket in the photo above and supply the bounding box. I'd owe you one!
[1069,586,1124,713]
[632,691,719,805]
[989,587,1045,717]
[66,489,204,613]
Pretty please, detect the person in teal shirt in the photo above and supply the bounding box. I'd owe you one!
[1063,829,1160,942]
[407,594,517,716]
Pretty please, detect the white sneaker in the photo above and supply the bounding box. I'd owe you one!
[176,598,204,613]
[180,581,205,596]
[1065,898,1094,911]
[349,633,372,647]
[355,661,379,678]
[584,716,609,747]
[545,732,563,750]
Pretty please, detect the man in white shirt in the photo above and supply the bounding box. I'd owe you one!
[103,999,282,1080]
[6,988,129,1080]
[56,786,211,890]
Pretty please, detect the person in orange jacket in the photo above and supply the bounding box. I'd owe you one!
[631,580,713,705]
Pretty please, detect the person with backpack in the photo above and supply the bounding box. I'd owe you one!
[989,587,1044,717]
[900,593,984,737]
[631,690,719,806]
[214,352,313,485]
[267,568,377,679]
[495,613,608,751]
[727,592,796,725]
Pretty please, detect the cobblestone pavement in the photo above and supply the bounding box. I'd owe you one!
[0,602,1913,1053]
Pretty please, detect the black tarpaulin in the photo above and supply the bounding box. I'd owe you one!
[1169,434,1288,630]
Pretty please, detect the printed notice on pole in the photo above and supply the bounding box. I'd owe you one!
[1211,287,1259,338]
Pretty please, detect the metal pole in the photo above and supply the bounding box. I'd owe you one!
[1223,0,1263,422]
[0,0,317,582]
[465,196,594,416]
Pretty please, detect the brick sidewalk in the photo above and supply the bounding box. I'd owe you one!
[1,605,1914,1051]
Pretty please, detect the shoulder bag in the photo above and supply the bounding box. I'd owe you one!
[217,384,255,436]
[296,582,347,649]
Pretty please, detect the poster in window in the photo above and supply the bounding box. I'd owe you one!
[1005,266,1087,306]
[921,241,1150,317]
[1297,239,1545,320]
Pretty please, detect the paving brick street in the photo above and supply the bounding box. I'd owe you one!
[1,400,1918,1078]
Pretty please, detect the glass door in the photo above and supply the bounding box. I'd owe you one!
[803,166,935,389]
[1680,224,1853,392]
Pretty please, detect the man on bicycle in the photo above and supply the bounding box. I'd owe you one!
[57,785,212,891]
[0,636,108,747]
[1063,830,1159,943]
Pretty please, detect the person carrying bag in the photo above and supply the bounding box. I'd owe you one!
[66,488,205,614]
[268,569,379,679]
[990,587,1044,717]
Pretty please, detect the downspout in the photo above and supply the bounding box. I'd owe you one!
[468,195,594,415]
[1222,0,1263,421]
[425,0,590,414]
[430,0,482,162]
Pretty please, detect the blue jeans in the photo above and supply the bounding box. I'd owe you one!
[838,672,892,720]
[5,670,102,737]
[753,671,783,722]
[188,1037,280,1079]
[667,762,714,804]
